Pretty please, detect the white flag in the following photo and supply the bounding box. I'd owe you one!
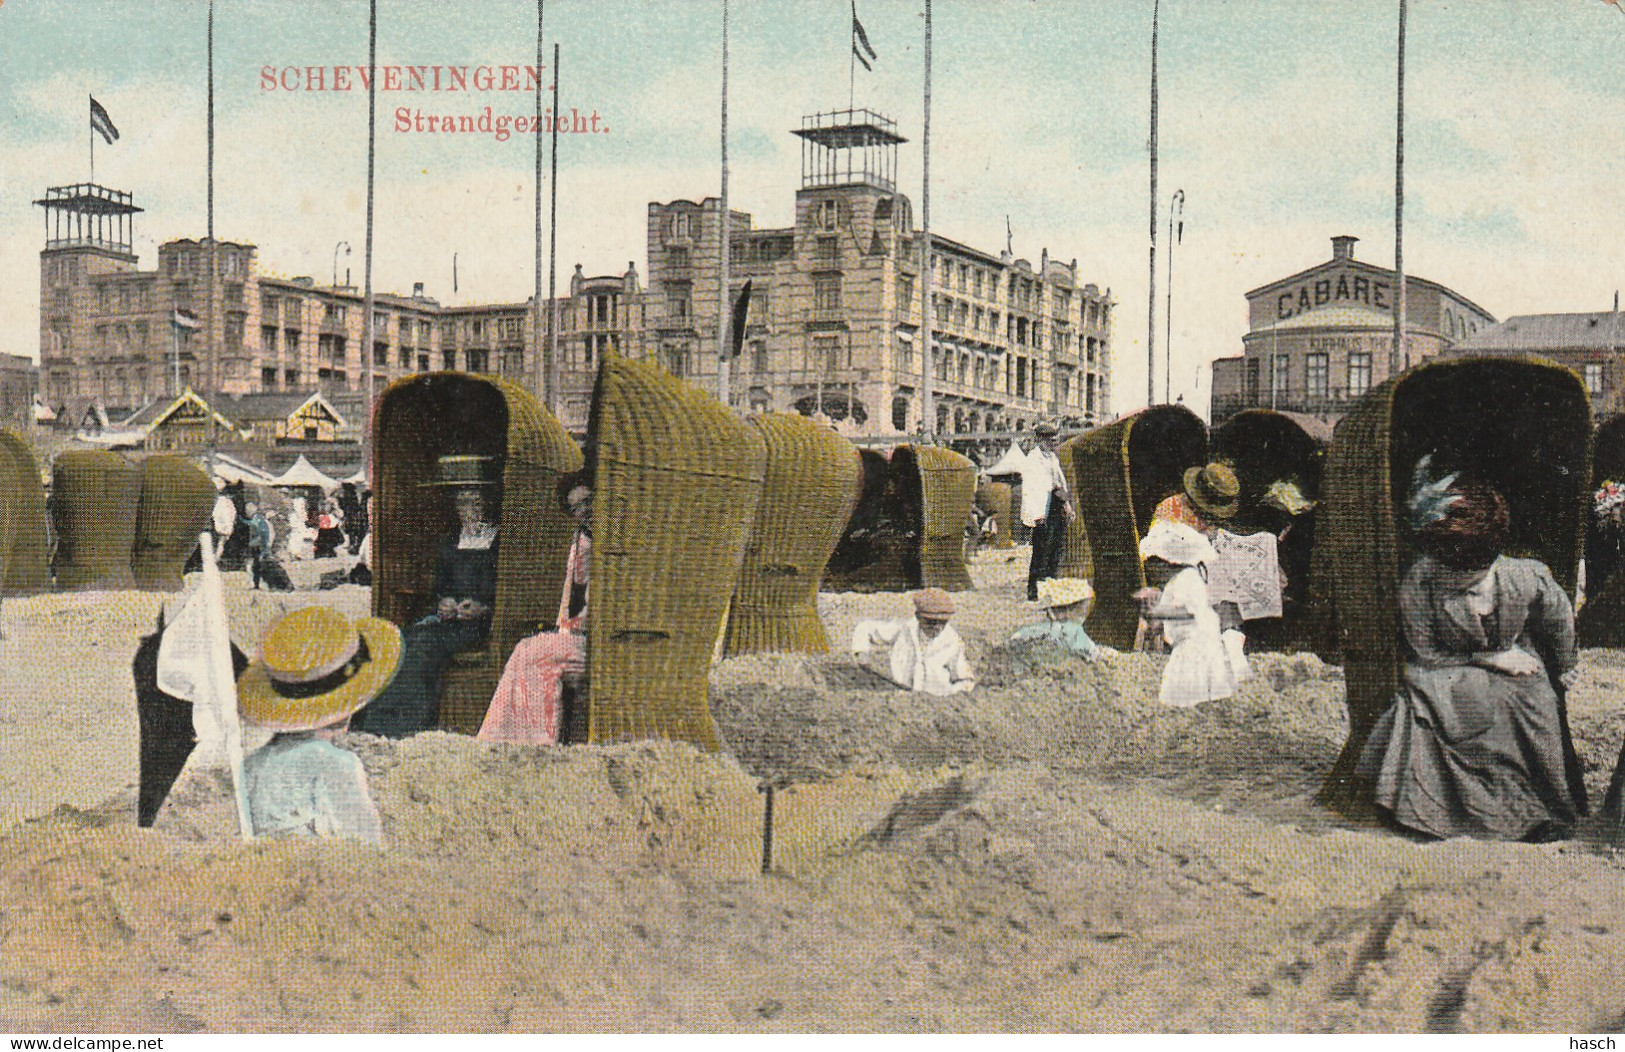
[156,532,254,839]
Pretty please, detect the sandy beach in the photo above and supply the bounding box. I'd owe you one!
[4,549,1625,1032]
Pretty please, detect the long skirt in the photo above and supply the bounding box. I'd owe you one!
[477,631,585,745]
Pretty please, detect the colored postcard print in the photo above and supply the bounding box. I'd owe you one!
[4,0,1625,1037]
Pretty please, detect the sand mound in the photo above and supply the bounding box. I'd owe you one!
[7,552,1625,1031]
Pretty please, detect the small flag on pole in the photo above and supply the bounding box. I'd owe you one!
[728,280,753,359]
[90,96,120,144]
[172,308,201,330]
[852,1,878,70]
[156,532,254,839]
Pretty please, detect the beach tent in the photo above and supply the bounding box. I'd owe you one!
[207,452,275,487]
[1209,409,1335,655]
[723,412,862,657]
[1317,356,1590,812]
[373,372,583,735]
[52,450,140,591]
[984,441,1032,478]
[1061,404,1208,649]
[269,455,340,490]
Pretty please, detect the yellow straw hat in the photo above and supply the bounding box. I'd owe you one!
[238,607,403,731]
[1036,577,1094,609]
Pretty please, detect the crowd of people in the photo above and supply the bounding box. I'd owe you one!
[134,430,1603,854]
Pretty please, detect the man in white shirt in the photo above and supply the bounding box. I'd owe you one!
[1020,422,1076,601]
[851,588,976,696]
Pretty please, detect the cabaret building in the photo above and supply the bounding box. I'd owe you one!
[1209,235,1496,424]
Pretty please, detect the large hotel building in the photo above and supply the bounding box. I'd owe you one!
[35,108,1113,438]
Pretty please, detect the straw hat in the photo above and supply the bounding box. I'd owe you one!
[1033,422,1059,439]
[1181,462,1240,520]
[912,587,955,620]
[1036,577,1094,610]
[425,454,499,488]
[1262,478,1315,517]
[238,607,403,731]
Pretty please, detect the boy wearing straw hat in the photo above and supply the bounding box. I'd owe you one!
[1010,577,1109,660]
[238,607,403,843]
[851,588,976,696]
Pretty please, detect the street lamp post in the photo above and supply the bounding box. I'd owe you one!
[1165,189,1184,404]
[333,241,351,288]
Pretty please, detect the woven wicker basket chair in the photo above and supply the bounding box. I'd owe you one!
[1209,409,1334,655]
[131,456,215,592]
[1577,413,1625,646]
[52,450,140,591]
[894,444,977,591]
[0,429,50,596]
[723,413,862,656]
[974,479,1016,550]
[1065,404,1208,649]
[824,448,910,591]
[586,352,765,749]
[372,373,583,734]
[1317,356,1590,811]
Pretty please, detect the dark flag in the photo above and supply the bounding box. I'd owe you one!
[90,96,120,144]
[852,2,878,70]
[729,280,753,358]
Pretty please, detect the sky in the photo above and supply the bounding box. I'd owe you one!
[5,0,1625,416]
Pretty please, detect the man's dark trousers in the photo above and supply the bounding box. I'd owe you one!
[1027,491,1066,601]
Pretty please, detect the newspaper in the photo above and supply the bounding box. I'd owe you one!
[1207,529,1283,621]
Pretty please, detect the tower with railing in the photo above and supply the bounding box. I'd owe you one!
[35,183,144,406]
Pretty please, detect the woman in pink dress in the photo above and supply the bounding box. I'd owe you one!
[477,474,592,745]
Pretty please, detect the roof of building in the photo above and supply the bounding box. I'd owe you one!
[1456,312,1625,352]
[120,389,241,432]
[1245,254,1496,322]
[210,390,347,426]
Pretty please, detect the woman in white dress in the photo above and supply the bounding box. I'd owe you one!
[1138,521,1238,707]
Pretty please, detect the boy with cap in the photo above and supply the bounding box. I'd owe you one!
[851,588,976,696]
[237,607,403,843]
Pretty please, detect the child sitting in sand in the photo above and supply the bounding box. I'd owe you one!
[236,607,402,843]
[851,588,976,696]
[1009,577,1109,660]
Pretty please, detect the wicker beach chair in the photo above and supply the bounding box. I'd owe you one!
[824,448,909,591]
[372,372,583,734]
[1317,356,1590,812]
[895,444,977,591]
[1577,413,1625,647]
[974,480,1016,550]
[0,429,50,596]
[722,413,862,657]
[1065,404,1208,650]
[1210,409,1334,656]
[586,352,765,749]
[131,456,216,592]
[52,450,140,591]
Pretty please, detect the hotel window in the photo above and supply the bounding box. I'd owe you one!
[468,319,485,340]
[418,354,430,372]
[1057,374,1071,405]
[1586,362,1605,396]
[419,320,432,344]
[816,236,839,264]
[957,263,968,292]
[399,348,412,369]
[1306,353,1329,400]
[373,311,391,332]
[1272,354,1290,399]
[442,350,456,370]
[813,274,842,313]
[466,348,489,372]
[261,367,278,389]
[1348,352,1372,398]
[1246,358,1261,401]
[897,275,914,313]
[817,199,838,232]
[324,302,346,324]
[261,325,278,354]
[672,212,691,239]
[667,280,693,322]
[498,316,523,340]
[751,340,768,373]
[972,270,984,298]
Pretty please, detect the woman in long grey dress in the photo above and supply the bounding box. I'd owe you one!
[1358,476,1587,842]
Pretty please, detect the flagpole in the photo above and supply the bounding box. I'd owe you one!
[718,0,731,407]
[1392,0,1408,378]
[547,43,561,415]
[848,3,856,112]
[363,0,377,441]
[207,0,218,427]
[533,0,546,405]
[919,0,934,443]
[199,532,254,840]
[1147,0,1159,409]
[89,95,94,183]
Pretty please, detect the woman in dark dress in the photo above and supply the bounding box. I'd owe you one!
[1357,473,1587,842]
[351,470,499,737]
